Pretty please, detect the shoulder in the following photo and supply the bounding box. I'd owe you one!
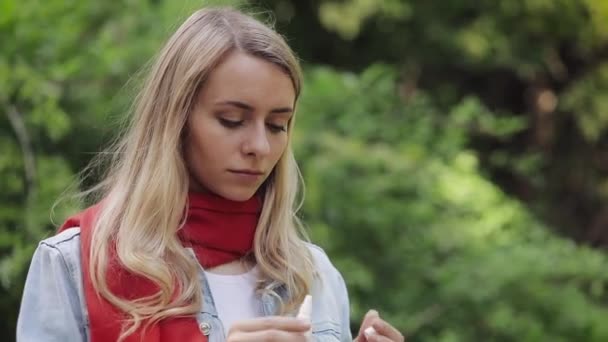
[38,227,82,275]
[18,227,89,340]
[42,226,82,247]
[305,242,337,272]
[40,227,81,253]
[304,242,347,288]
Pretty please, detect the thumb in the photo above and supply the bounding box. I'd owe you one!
[355,309,380,341]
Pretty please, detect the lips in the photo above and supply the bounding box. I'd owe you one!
[228,169,265,183]
[228,169,264,175]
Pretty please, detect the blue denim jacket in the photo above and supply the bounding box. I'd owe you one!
[17,227,352,341]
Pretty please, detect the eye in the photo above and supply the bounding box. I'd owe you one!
[267,123,287,133]
[219,118,244,128]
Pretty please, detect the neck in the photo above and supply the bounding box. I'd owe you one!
[177,191,261,269]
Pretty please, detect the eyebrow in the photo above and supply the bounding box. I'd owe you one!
[215,100,293,115]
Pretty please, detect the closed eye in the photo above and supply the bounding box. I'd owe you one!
[219,118,244,128]
[267,123,287,133]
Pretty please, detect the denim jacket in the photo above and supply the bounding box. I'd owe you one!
[17,227,352,342]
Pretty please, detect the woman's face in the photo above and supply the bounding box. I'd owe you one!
[184,51,296,201]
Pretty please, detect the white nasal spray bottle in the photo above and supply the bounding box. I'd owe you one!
[297,295,313,340]
[364,326,378,339]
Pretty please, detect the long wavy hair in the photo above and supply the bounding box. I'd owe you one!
[79,7,314,340]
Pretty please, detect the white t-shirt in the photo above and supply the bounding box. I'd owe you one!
[204,266,263,334]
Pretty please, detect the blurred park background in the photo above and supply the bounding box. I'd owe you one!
[3,0,608,340]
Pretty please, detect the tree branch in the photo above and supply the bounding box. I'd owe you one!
[5,105,37,197]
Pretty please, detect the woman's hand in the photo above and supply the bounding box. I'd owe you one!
[227,316,311,341]
[354,310,405,342]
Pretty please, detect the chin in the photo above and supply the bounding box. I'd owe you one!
[217,187,259,202]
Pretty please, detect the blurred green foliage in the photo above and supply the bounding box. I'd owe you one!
[264,0,608,245]
[296,65,608,340]
[2,0,608,341]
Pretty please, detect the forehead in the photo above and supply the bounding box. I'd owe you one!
[198,51,296,108]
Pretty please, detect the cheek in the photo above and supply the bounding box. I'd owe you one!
[185,123,216,170]
[271,135,289,161]
[184,136,203,174]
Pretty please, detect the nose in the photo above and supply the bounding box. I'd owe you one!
[242,123,270,157]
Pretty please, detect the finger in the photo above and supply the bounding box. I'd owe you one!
[229,316,310,333]
[355,310,380,340]
[228,329,309,342]
[367,334,395,342]
[372,319,405,342]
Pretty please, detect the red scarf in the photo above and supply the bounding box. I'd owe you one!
[59,191,262,342]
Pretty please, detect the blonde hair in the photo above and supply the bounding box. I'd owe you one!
[81,7,314,340]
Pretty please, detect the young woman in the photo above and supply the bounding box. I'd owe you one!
[17,7,404,342]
